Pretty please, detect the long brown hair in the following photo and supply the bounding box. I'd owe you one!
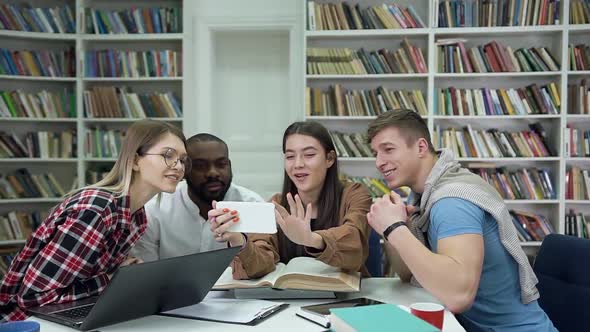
[278,121,343,262]
[80,120,186,196]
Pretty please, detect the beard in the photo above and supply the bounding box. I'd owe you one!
[187,174,233,203]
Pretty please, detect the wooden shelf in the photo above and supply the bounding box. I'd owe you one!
[0,75,76,82]
[81,33,184,41]
[0,158,77,163]
[0,30,76,40]
[83,118,181,123]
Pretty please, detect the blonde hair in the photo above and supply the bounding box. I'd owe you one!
[76,120,186,197]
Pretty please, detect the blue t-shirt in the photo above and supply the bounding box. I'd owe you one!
[428,197,556,332]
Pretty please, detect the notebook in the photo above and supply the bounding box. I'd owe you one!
[330,303,440,332]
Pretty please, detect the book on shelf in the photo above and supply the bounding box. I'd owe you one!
[469,166,556,200]
[85,7,181,34]
[435,83,560,116]
[0,47,75,77]
[0,211,46,241]
[87,167,111,184]
[565,210,590,239]
[329,131,373,158]
[0,169,66,199]
[434,123,553,158]
[339,173,410,199]
[85,49,181,78]
[0,4,76,33]
[306,84,427,117]
[0,89,76,118]
[569,44,589,71]
[85,128,125,158]
[565,167,590,200]
[0,253,16,277]
[213,257,360,292]
[306,1,425,31]
[565,126,590,157]
[570,0,590,24]
[83,87,182,118]
[437,0,561,27]
[568,78,589,115]
[0,130,76,158]
[307,38,427,75]
[436,39,559,73]
[510,210,554,242]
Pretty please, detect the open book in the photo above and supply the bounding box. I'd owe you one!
[213,257,360,292]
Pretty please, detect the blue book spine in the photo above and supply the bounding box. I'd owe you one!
[151,9,162,33]
[41,7,60,32]
[167,92,182,117]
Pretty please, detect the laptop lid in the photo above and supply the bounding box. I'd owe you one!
[29,246,240,331]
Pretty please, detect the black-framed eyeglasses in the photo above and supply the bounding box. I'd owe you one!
[142,148,192,171]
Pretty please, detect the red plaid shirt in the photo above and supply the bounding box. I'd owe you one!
[0,188,147,322]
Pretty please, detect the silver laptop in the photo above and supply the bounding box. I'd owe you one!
[29,246,240,331]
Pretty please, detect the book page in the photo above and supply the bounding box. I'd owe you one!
[281,257,342,277]
[276,257,360,291]
[213,263,286,289]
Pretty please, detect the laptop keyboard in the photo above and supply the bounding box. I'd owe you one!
[54,304,94,320]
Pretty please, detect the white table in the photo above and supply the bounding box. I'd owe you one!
[30,278,465,331]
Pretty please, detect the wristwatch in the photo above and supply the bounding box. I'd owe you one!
[382,221,407,240]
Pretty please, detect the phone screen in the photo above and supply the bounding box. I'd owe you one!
[303,298,384,315]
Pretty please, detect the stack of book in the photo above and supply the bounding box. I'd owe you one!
[0,169,66,199]
[570,0,590,24]
[0,131,76,158]
[85,128,125,158]
[0,211,45,241]
[567,79,589,114]
[0,253,15,278]
[0,89,76,118]
[436,39,559,73]
[85,7,181,34]
[0,48,75,77]
[569,44,589,71]
[468,165,555,200]
[307,39,427,75]
[434,123,554,158]
[565,167,590,200]
[565,126,589,157]
[87,167,111,185]
[307,1,425,30]
[85,49,181,78]
[0,4,75,33]
[306,85,426,116]
[438,0,561,27]
[330,131,372,158]
[340,174,410,199]
[83,87,181,118]
[510,210,554,242]
[565,209,590,238]
[435,83,560,116]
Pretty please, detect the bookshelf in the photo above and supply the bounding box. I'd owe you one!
[0,0,186,255]
[303,0,590,249]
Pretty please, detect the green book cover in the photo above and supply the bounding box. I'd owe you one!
[1,92,18,117]
[330,304,439,332]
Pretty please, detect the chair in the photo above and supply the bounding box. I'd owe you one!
[533,234,590,332]
[365,229,383,277]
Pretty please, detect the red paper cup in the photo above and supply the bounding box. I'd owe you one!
[410,302,444,330]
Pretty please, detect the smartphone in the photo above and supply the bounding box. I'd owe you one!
[296,298,384,328]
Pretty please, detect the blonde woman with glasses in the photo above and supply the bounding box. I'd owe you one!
[0,120,189,322]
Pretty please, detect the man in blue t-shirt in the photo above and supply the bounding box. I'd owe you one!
[365,109,556,332]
